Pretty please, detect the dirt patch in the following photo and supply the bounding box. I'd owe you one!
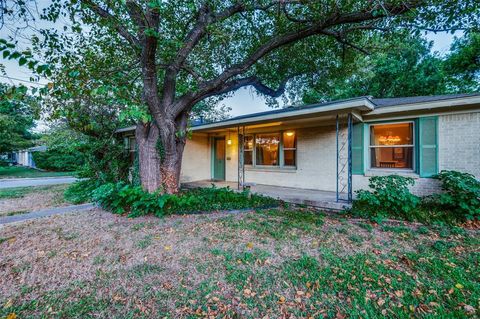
[0,185,69,217]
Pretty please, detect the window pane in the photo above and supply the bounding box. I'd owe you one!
[256,134,280,166]
[370,147,413,169]
[370,123,413,146]
[129,138,136,151]
[283,131,296,149]
[284,150,296,166]
[244,150,253,165]
[244,135,254,150]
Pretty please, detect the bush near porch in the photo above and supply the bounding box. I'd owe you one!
[91,182,280,217]
[351,171,480,224]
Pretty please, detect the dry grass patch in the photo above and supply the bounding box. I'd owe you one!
[0,185,71,217]
[0,208,478,318]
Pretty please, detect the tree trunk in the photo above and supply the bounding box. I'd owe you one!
[135,121,186,194]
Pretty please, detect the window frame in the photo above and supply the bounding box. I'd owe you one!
[368,121,415,171]
[243,130,297,169]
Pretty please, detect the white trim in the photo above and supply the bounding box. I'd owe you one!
[192,98,374,131]
[116,126,136,133]
[367,96,480,116]
[364,169,420,178]
[367,121,415,171]
[364,108,480,122]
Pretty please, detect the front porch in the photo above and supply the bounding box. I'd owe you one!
[182,180,351,211]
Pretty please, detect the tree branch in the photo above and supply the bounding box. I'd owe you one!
[174,0,422,116]
[320,29,370,55]
[216,76,288,98]
[80,0,139,47]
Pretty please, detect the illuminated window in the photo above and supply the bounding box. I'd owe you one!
[243,135,254,165]
[369,122,414,169]
[256,133,280,166]
[283,131,296,166]
[242,131,296,167]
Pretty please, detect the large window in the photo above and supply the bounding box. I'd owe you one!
[256,133,280,166]
[369,122,414,170]
[243,131,296,167]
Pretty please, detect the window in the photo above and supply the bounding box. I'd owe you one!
[242,131,296,168]
[256,133,280,166]
[369,122,414,169]
[283,131,296,166]
[128,137,136,163]
[243,135,254,165]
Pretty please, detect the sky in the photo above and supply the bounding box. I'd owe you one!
[0,11,463,119]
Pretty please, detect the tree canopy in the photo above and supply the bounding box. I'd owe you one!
[303,32,480,104]
[0,84,39,153]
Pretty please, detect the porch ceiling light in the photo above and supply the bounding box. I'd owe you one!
[227,139,232,145]
[285,131,294,137]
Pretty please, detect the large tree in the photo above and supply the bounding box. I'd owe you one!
[2,0,479,193]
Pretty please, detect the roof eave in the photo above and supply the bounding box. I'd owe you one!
[192,97,374,132]
[367,95,480,116]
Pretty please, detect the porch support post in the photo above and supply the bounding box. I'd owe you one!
[347,112,353,202]
[336,114,339,202]
[237,126,245,191]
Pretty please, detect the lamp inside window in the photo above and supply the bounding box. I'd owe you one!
[370,123,414,169]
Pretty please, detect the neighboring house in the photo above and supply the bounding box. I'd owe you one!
[118,93,480,202]
[12,145,47,168]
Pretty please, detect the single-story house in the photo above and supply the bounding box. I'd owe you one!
[118,93,480,206]
[12,145,47,168]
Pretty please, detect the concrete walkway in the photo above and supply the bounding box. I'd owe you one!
[0,203,95,225]
[0,177,77,189]
[183,180,351,211]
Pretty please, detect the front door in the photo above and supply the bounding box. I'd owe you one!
[213,137,226,180]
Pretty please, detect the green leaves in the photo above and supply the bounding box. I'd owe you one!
[0,84,40,153]
[18,57,27,66]
[433,170,480,220]
[91,183,279,217]
[352,175,421,221]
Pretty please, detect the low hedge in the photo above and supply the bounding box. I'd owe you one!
[350,170,480,224]
[92,182,280,218]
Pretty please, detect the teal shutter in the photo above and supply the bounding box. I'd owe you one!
[352,123,364,175]
[418,116,438,177]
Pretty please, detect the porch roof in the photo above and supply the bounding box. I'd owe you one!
[115,93,480,134]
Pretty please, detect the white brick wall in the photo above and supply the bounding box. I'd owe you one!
[226,125,341,191]
[180,133,211,182]
[439,112,480,178]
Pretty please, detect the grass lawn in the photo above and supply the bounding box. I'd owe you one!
[0,166,75,179]
[0,185,74,217]
[0,208,478,318]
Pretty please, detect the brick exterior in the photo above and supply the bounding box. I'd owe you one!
[439,112,480,178]
[181,111,480,196]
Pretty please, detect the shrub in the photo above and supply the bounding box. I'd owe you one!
[351,175,420,221]
[91,183,279,218]
[432,170,480,220]
[64,179,100,204]
[32,150,84,171]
